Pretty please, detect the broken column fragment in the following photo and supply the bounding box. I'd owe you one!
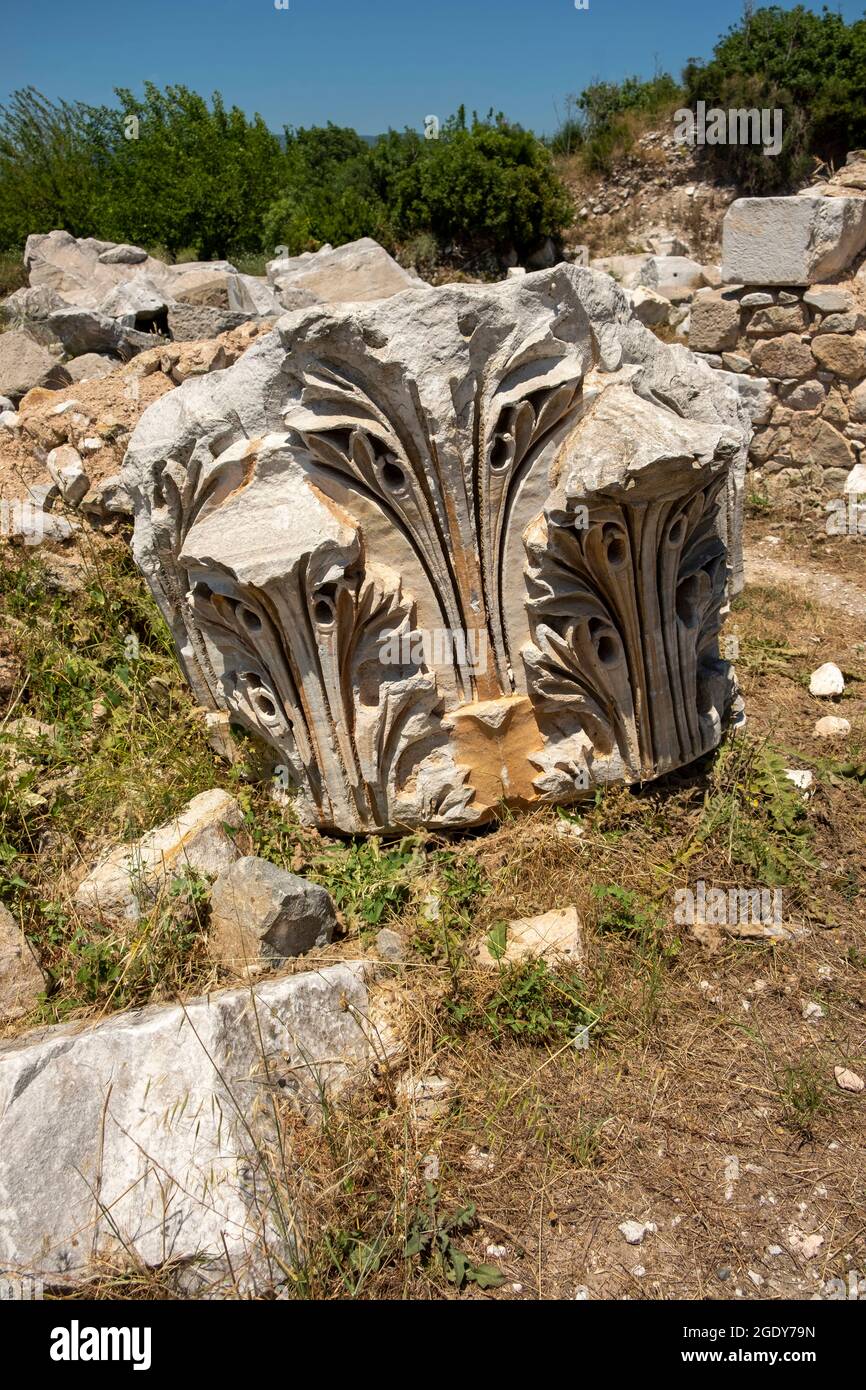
[123,266,749,833]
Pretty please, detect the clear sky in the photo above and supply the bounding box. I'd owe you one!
[4,0,864,137]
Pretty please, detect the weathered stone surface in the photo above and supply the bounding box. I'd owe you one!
[688,297,740,352]
[0,284,66,325]
[0,903,44,1023]
[476,906,584,967]
[46,445,89,506]
[266,237,422,304]
[46,307,158,359]
[0,331,71,401]
[814,716,850,738]
[65,352,120,383]
[24,231,171,310]
[637,255,705,302]
[849,381,866,423]
[781,379,826,411]
[74,788,246,924]
[123,266,747,834]
[0,962,378,1292]
[810,332,866,380]
[167,301,249,342]
[809,662,845,697]
[209,856,337,970]
[97,274,170,321]
[745,304,807,337]
[727,372,774,425]
[589,254,648,288]
[815,311,861,335]
[626,285,671,327]
[790,417,853,470]
[722,197,866,285]
[98,243,148,265]
[804,287,853,314]
[171,269,237,309]
[750,334,814,381]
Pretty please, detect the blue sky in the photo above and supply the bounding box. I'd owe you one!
[5,0,864,136]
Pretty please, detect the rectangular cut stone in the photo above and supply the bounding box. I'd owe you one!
[0,963,375,1293]
[722,197,866,285]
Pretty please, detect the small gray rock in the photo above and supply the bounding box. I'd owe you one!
[209,856,337,970]
[97,243,148,265]
[46,307,158,359]
[0,330,71,401]
[66,352,121,383]
[804,287,853,314]
[167,301,250,342]
[375,927,404,962]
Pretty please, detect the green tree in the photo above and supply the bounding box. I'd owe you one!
[682,6,866,191]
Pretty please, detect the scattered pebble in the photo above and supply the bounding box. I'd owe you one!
[422,1152,440,1181]
[724,1155,740,1201]
[813,716,850,739]
[788,1227,824,1260]
[785,768,814,794]
[573,1285,590,1300]
[619,1220,656,1245]
[834,1066,864,1094]
[748,1270,764,1287]
[463,1144,495,1173]
[809,662,845,697]
[375,927,403,962]
[485,1244,507,1258]
[632,1265,646,1278]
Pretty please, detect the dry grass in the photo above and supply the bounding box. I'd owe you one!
[3,510,865,1300]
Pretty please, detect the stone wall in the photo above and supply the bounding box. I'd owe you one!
[687,173,866,498]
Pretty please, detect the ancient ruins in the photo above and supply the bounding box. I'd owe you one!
[123,266,748,834]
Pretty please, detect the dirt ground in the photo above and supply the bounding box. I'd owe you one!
[1,481,863,1302]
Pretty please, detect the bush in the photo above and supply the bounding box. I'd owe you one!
[683,5,866,191]
[0,84,285,259]
[265,111,572,261]
[550,72,683,175]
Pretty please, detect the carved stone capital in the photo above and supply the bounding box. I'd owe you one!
[124,267,749,833]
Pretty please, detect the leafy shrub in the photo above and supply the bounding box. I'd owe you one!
[683,6,866,191]
[265,110,572,260]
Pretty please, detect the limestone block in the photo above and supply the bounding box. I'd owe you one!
[722,197,866,285]
[810,332,866,380]
[0,903,44,1022]
[266,237,422,304]
[123,267,747,834]
[208,856,337,970]
[0,331,71,401]
[688,297,740,353]
[637,255,705,302]
[750,334,815,381]
[0,962,376,1292]
[74,788,247,924]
